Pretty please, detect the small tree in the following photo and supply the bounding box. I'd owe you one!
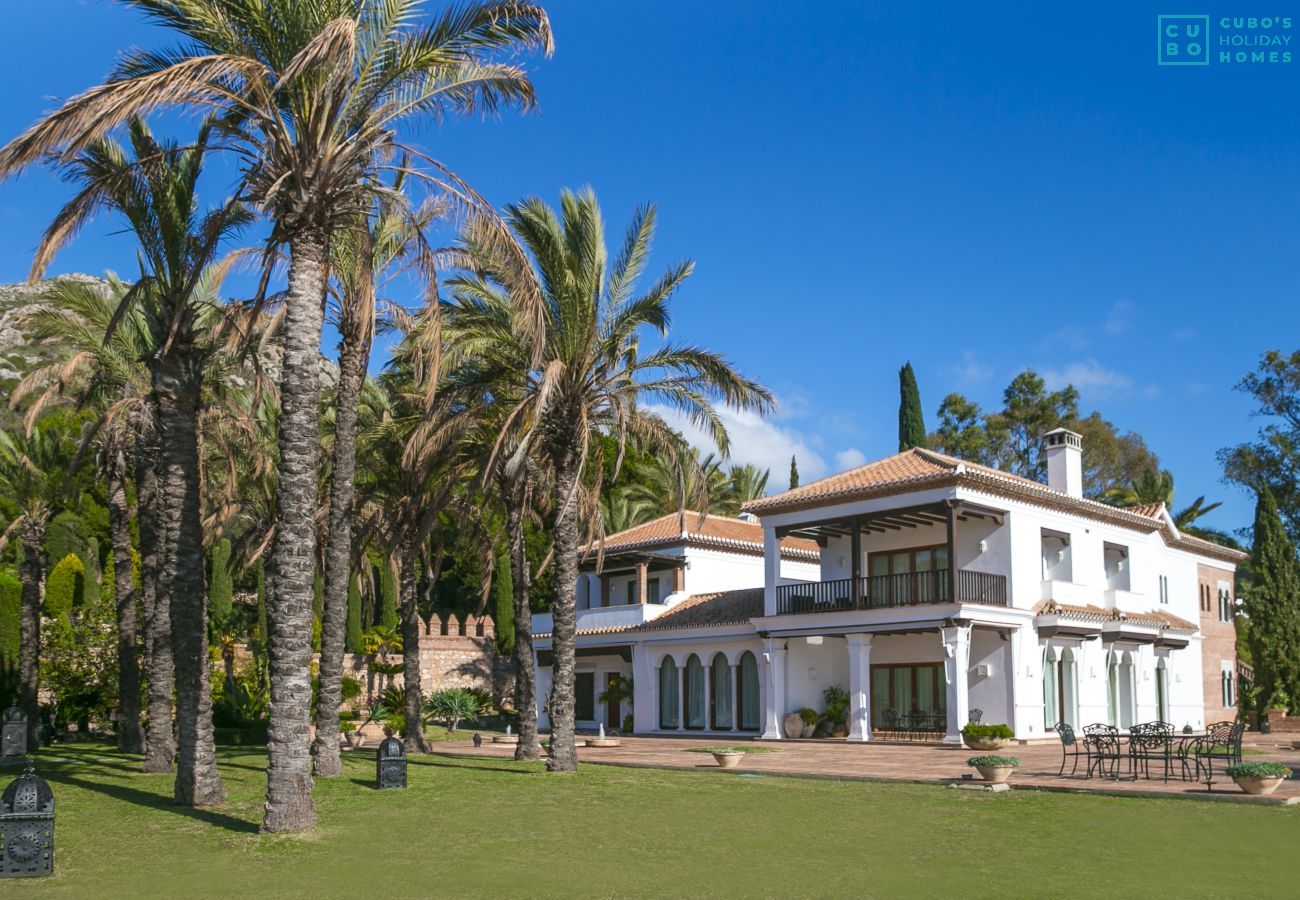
[345,576,363,655]
[0,572,19,660]
[898,362,926,451]
[1244,487,1300,707]
[425,688,486,733]
[789,455,800,490]
[45,553,85,620]
[209,538,234,633]
[378,560,399,630]
[493,547,516,655]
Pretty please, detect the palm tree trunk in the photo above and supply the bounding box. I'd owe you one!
[136,412,175,773]
[108,445,144,754]
[505,471,540,760]
[312,317,371,776]
[18,515,47,751]
[547,452,580,772]
[264,231,328,833]
[155,359,224,807]
[398,550,430,754]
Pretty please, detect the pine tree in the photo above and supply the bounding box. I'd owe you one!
[208,538,234,632]
[493,546,516,655]
[789,455,800,490]
[345,575,363,655]
[898,361,926,451]
[1244,487,1300,708]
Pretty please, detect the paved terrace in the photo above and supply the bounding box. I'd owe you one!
[434,735,1300,804]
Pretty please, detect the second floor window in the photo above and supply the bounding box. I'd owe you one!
[1218,585,1233,623]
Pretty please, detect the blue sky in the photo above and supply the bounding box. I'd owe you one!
[1,2,1298,535]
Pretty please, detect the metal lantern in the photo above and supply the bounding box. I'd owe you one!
[0,766,54,878]
[0,709,26,760]
[376,736,406,789]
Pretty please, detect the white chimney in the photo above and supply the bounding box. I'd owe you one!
[1043,428,1083,498]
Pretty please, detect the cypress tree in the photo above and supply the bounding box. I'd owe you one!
[254,563,269,652]
[789,455,800,490]
[208,538,234,632]
[493,546,516,655]
[345,574,363,654]
[378,559,399,630]
[1244,487,1300,707]
[898,361,926,451]
[0,571,20,660]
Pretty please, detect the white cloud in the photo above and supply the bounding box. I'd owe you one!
[1041,359,1133,396]
[647,404,830,486]
[1104,301,1135,335]
[953,350,994,385]
[835,448,868,469]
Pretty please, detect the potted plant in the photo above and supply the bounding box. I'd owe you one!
[968,754,1020,783]
[708,747,749,768]
[962,723,1013,750]
[823,686,849,738]
[798,707,819,738]
[1264,689,1290,729]
[1226,761,1292,795]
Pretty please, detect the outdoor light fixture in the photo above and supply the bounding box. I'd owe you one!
[978,540,987,554]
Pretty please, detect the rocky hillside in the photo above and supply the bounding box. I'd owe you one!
[0,273,111,384]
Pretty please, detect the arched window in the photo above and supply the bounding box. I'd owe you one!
[658,657,679,729]
[737,651,760,731]
[685,654,705,729]
[1042,646,1058,729]
[711,655,733,730]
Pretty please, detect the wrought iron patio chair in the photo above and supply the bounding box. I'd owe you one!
[881,708,901,741]
[1128,721,1174,781]
[968,708,983,726]
[1192,722,1236,783]
[1082,723,1122,779]
[1055,722,1086,776]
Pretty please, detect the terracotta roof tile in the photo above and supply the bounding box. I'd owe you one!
[585,511,818,560]
[634,588,764,632]
[1033,600,1197,632]
[742,448,1246,564]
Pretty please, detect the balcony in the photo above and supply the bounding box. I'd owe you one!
[773,568,1008,616]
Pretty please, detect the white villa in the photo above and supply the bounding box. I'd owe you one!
[530,429,1245,742]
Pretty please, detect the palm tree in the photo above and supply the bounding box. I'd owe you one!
[13,277,155,754]
[451,189,773,770]
[0,0,552,834]
[722,463,770,513]
[27,119,247,805]
[0,421,82,749]
[1103,467,1228,538]
[314,188,440,776]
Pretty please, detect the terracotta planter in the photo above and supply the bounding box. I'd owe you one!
[492,734,520,744]
[1233,775,1284,796]
[965,737,1009,751]
[975,765,1015,784]
[802,723,817,738]
[586,738,621,748]
[782,713,804,739]
[712,751,746,769]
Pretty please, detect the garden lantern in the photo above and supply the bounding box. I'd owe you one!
[0,709,26,760]
[376,736,406,789]
[0,766,54,878]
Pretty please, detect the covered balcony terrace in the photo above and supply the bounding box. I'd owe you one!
[771,499,1010,617]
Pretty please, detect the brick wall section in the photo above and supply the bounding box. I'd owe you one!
[338,635,516,706]
[1197,564,1237,724]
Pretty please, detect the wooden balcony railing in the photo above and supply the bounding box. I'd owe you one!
[773,568,1008,616]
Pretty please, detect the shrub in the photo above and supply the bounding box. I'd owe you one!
[378,560,399,630]
[961,723,1013,740]
[425,688,486,733]
[345,577,363,654]
[968,755,1021,767]
[44,553,84,619]
[823,686,849,727]
[208,538,233,631]
[341,675,363,705]
[798,707,819,725]
[493,547,516,655]
[1226,761,1292,779]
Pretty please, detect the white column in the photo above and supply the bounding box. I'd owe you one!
[729,663,740,732]
[761,637,787,739]
[763,526,781,616]
[1007,626,1025,739]
[846,633,874,742]
[632,644,653,734]
[941,624,972,744]
[702,662,713,730]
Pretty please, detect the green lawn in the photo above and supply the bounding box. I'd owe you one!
[10,742,1298,898]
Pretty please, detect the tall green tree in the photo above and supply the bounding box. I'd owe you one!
[789,455,799,490]
[209,539,234,632]
[1243,488,1300,708]
[453,189,772,771]
[492,546,516,655]
[1222,350,1300,543]
[897,362,925,451]
[0,422,81,748]
[0,0,552,834]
